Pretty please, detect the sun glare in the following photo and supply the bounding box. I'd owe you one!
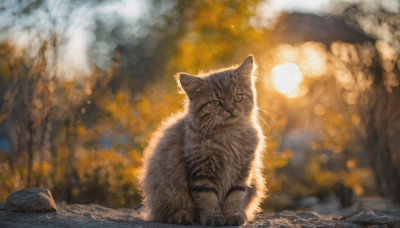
[271,63,303,98]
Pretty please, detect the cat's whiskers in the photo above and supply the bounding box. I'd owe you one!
[243,117,255,129]
[257,114,271,130]
[258,108,277,123]
[256,107,278,130]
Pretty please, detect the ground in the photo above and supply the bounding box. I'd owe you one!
[1,202,399,227]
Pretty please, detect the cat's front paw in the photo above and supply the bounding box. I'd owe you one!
[171,210,193,225]
[225,212,246,226]
[201,215,225,226]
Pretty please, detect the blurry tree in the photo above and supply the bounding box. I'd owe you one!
[87,0,182,93]
[343,5,400,203]
[0,0,114,200]
[362,42,400,202]
[332,3,400,203]
[0,41,110,190]
[169,0,266,72]
[270,3,400,203]
[309,39,400,203]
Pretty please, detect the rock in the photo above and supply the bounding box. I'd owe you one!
[346,209,400,227]
[247,210,359,228]
[0,203,148,228]
[0,203,399,228]
[5,188,58,213]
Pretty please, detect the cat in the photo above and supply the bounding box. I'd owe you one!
[139,55,265,226]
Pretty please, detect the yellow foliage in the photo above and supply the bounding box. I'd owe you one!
[169,0,263,73]
[318,111,360,153]
[33,161,51,177]
[0,157,24,201]
[264,150,292,170]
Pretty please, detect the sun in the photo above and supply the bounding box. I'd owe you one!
[271,63,303,98]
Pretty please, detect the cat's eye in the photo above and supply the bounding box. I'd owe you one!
[234,94,243,102]
[210,100,221,107]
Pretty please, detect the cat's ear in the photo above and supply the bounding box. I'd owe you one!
[236,55,254,78]
[179,73,203,99]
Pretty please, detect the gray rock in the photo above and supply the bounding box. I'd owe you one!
[4,188,58,213]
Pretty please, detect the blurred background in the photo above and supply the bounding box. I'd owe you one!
[0,0,399,214]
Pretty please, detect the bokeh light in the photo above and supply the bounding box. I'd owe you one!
[271,63,303,98]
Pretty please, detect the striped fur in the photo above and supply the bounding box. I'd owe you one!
[139,56,265,226]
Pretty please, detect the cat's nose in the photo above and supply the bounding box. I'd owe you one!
[226,106,235,115]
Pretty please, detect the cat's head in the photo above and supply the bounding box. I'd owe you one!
[179,55,256,127]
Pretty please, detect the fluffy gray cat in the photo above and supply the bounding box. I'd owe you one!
[139,55,265,226]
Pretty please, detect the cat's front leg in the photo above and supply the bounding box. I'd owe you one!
[167,209,194,225]
[190,181,225,226]
[223,186,247,226]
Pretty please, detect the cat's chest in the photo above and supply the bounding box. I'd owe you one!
[207,127,257,185]
[213,126,257,152]
[184,125,258,190]
[185,124,258,168]
[201,126,258,168]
